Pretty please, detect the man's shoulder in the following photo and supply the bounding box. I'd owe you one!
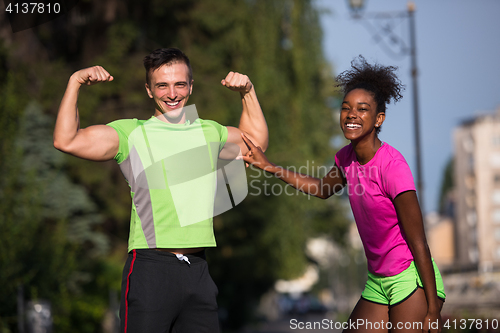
[196,118,227,133]
[195,118,228,144]
[107,118,148,134]
[107,117,143,127]
[196,118,225,128]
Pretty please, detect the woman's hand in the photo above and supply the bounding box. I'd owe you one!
[240,133,273,170]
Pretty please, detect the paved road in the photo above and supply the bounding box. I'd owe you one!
[242,314,342,333]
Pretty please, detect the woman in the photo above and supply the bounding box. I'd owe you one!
[241,56,445,333]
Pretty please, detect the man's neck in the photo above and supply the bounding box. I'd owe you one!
[153,110,187,124]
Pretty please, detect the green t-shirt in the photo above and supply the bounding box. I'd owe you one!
[107,116,228,252]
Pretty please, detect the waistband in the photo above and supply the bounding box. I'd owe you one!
[130,249,207,265]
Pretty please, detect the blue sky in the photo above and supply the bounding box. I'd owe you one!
[316,0,500,214]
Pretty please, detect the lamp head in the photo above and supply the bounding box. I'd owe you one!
[348,0,365,18]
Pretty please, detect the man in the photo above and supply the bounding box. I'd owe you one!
[53,48,268,333]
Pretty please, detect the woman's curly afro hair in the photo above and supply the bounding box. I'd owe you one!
[335,55,405,118]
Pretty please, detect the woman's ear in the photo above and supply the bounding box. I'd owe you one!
[376,112,386,127]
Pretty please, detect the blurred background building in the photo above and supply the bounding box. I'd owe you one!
[453,107,500,272]
[428,106,500,318]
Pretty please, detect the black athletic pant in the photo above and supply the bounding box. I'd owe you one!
[120,249,219,333]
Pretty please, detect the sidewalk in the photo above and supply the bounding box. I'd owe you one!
[242,313,342,333]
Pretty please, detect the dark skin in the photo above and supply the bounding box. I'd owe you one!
[241,88,443,333]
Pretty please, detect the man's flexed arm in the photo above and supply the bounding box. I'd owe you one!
[53,66,119,161]
[221,72,268,156]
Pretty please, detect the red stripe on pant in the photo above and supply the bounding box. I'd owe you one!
[124,249,137,333]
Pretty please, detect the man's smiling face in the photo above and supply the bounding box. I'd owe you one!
[146,62,193,122]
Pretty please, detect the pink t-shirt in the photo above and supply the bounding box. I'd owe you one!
[335,143,416,276]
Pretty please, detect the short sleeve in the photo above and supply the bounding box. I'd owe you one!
[382,159,416,199]
[201,120,228,152]
[335,144,354,170]
[107,119,138,164]
[218,125,228,152]
[334,152,341,168]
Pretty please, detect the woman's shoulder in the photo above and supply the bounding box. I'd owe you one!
[337,143,354,155]
[379,142,407,161]
[335,143,355,164]
[377,143,411,173]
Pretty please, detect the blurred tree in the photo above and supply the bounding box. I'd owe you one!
[0,96,121,332]
[0,0,350,331]
[438,157,454,217]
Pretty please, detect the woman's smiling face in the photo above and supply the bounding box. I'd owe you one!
[340,88,385,143]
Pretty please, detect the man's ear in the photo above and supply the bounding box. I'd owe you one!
[189,80,194,95]
[145,83,153,98]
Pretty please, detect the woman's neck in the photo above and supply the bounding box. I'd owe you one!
[351,136,382,165]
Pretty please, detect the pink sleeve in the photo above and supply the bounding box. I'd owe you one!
[382,159,416,199]
[335,145,349,168]
[334,153,340,168]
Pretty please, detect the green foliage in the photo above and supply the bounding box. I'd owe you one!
[0,37,118,330]
[0,42,32,330]
[0,100,117,331]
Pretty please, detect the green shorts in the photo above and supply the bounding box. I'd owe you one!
[361,259,446,307]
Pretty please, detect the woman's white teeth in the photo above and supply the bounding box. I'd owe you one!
[346,123,361,129]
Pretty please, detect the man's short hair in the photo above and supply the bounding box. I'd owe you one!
[143,48,193,85]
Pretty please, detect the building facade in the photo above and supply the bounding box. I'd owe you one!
[453,107,500,272]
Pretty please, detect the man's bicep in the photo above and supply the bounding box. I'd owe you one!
[68,125,119,161]
[225,125,263,152]
[222,126,246,156]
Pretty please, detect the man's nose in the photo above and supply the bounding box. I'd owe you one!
[167,87,177,99]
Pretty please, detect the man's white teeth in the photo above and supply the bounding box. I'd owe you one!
[166,101,179,106]
[346,123,361,129]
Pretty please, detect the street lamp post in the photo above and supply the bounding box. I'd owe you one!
[347,0,425,216]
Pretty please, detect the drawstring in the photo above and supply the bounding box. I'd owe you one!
[175,253,191,265]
